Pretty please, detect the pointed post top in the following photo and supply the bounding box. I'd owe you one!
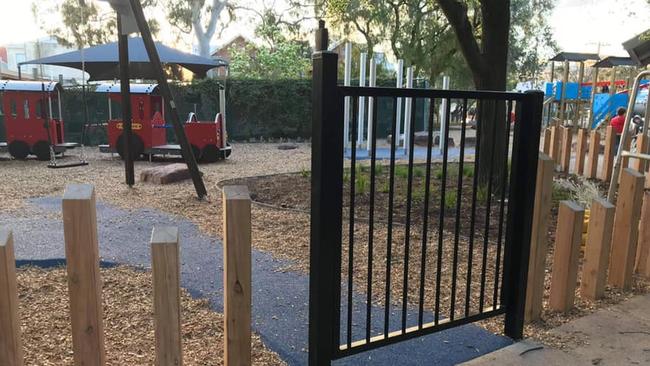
[315,20,328,52]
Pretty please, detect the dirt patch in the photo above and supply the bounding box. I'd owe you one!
[17,265,285,365]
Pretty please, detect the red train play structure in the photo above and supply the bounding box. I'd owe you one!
[97,82,231,162]
[0,80,79,160]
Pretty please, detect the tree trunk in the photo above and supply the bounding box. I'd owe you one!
[196,32,211,57]
[437,0,511,188]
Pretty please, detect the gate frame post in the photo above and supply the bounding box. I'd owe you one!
[309,20,344,366]
[502,91,543,339]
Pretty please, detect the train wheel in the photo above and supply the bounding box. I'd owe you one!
[116,134,144,160]
[32,140,51,161]
[191,144,202,162]
[8,140,30,160]
[201,144,220,163]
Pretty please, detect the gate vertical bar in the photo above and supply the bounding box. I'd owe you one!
[309,21,343,366]
[502,91,543,339]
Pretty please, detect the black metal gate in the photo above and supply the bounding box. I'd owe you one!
[309,23,543,365]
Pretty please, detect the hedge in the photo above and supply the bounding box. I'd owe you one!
[0,78,430,145]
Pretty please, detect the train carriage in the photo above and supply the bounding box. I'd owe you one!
[0,80,79,160]
[97,82,231,162]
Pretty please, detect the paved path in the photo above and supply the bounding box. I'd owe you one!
[462,293,650,366]
[2,197,511,365]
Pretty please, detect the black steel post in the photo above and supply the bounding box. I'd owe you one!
[309,20,343,366]
[117,15,135,186]
[128,0,207,199]
[502,91,543,339]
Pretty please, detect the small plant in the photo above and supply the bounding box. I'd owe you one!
[553,177,603,207]
[380,181,391,193]
[476,184,489,204]
[412,185,427,203]
[413,166,425,178]
[374,164,384,175]
[300,168,310,178]
[462,165,474,178]
[395,165,409,179]
[343,171,350,183]
[355,173,369,194]
[444,191,458,210]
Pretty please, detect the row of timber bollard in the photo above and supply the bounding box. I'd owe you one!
[0,184,252,366]
[543,123,648,180]
[525,153,650,321]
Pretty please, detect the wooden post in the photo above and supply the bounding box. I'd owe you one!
[525,154,554,322]
[151,227,182,366]
[549,201,584,312]
[62,184,106,366]
[223,186,252,366]
[575,128,588,175]
[636,191,650,277]
[580,199,615,300]
[585,130,600,179]
[0,229,23,366]
[601,126,616,181]
[632,133,648,172]
[542,128,552,155]
[549,125,562,165]
[560,126,573,173]
[608,169,645,289]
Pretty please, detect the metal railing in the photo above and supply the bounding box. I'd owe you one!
[308,22,543,366]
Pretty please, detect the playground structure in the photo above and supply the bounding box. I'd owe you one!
[544,51,648,130]
[97,82,231,163]
[0,80,83,163]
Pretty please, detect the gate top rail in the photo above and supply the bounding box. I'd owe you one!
[338,85,528,101]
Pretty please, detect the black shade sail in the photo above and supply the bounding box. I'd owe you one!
[19,37,228,81]
[549,52,600,62]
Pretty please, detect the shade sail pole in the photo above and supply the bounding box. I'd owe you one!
[127,0,207,199]
[117,15,135,186]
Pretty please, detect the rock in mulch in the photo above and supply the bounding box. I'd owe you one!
[140,163,202,184]
[277,143,299,150]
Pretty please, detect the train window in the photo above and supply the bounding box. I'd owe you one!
[110,98,122,120]
[152,99,161,118]
[35,99,43,118]
[10,99,17,118]
[138,100,144,120]
[23,99,30,119]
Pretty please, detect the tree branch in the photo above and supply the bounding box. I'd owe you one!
[436,0,486,80]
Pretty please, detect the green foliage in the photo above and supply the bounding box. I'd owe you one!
[36,0,158,49]
[380,180,391,193]
[477,185,490,205]
[184,78,312,139]
[228,43,311,80]
[462,164,474,178]
[413,166,425,178]
[395,165,409,179]
[355,172,369,194]
[300,168,311,178]
[444,191,458,210]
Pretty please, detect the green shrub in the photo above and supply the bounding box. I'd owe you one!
[355,173,369,194]
[444,191,458,210]
[395,165,409,179]
[300,168,310,178]
[477,185,490,205]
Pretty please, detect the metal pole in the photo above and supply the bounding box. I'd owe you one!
[128,0,207,199]
[502,90,543,339]
[117,15,134,186]
[588,66,599,129]
[403,66,414,154]
[558,60,569,124]
[439,75,450,154]
[343,42,351,150]
[357,52,367,148]
[576,61,584,127]
[395,59,404,148]
[607,70,650,203]
[366,57,376,151]
[309,21,342,366]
